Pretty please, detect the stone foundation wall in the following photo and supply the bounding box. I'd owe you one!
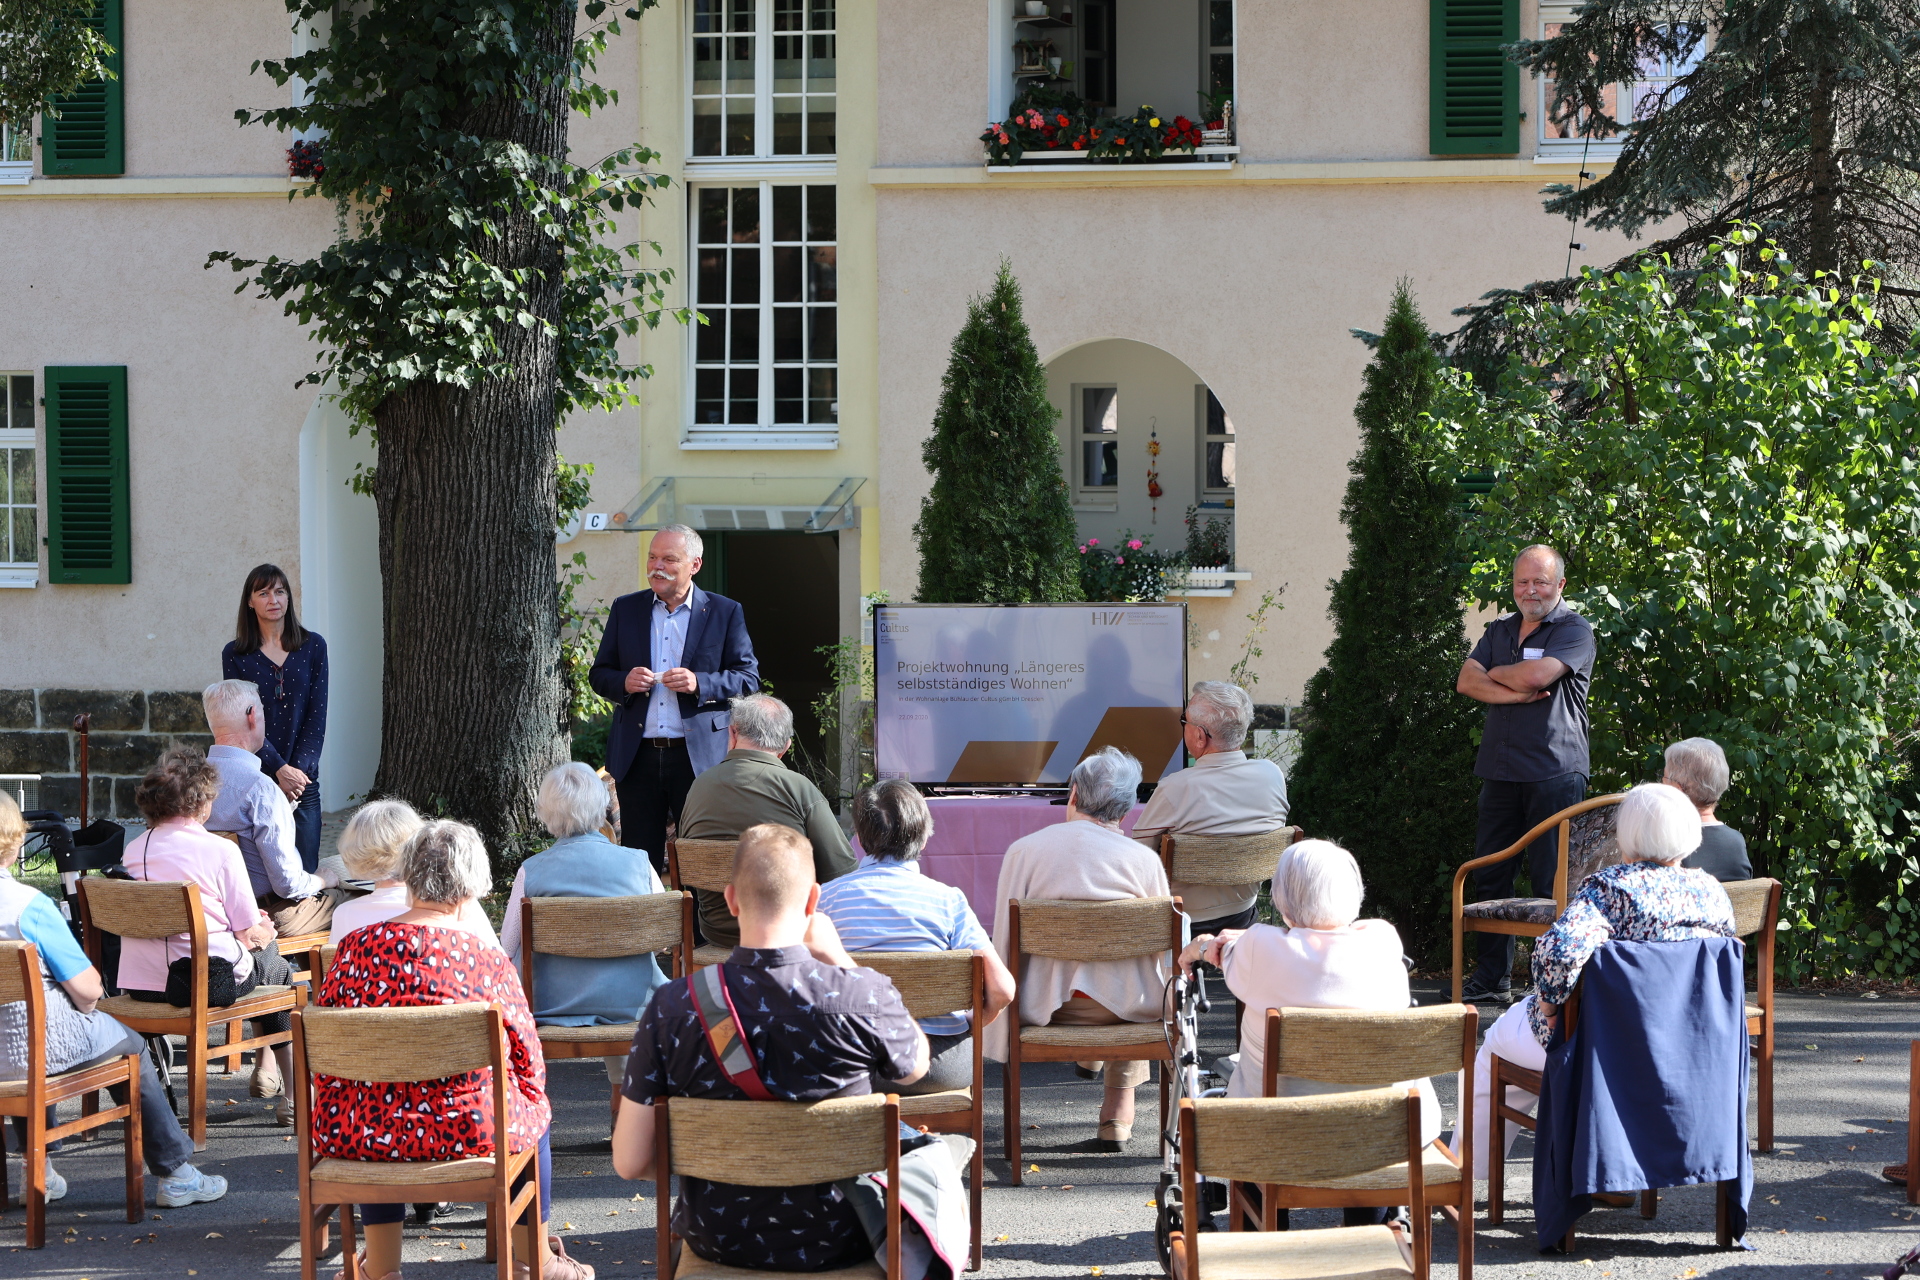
[0,689,211,820]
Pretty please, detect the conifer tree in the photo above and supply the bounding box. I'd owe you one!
[915,262,1082,603]
[1290,285,1480,960]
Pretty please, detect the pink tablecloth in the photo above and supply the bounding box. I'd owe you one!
[854,795,1143,928]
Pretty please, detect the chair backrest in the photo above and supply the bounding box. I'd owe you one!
[0,940,40,1008]
[524,892,687,959]
[1185,1087,1417,1184]
[79,877,202,942]
[299,1002,503,1083]
[1264,1004,1476,1092]
[1564,802,1624,887]
[669,837,737,893]
[318,944,338,979]
[1160,827,1299,887]
[853,950,981,1022]
[663,1094,895,1185]
[1013,897,1180,962]
[1722,877,1781,940]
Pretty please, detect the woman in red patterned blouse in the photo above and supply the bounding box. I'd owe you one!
[316,820,591,1280]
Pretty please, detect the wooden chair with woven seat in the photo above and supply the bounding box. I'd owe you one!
[518,889,692,1125]
[0,940,145,1248]
[78,877,297,1150]
[1722,877,1781,1151]
[1169,1088,1426,1280]
[1451,794,1626,1004]
[1159,827,1300,1023]
[295,1003,543,1280]
[1231,1004,1477,1279]
[1004,896,1182,1186]
[206,828,326,1073]
[665,836,738,969]
[852,949,987,1270]
[656,1093,902,1280]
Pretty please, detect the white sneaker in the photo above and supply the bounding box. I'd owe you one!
[43,1160,67,1202]
[157,1163,229,1207]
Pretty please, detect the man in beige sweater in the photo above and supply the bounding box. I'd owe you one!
[1130,681,1290,935]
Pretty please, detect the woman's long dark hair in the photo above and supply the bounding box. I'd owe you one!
[233,563,307,655]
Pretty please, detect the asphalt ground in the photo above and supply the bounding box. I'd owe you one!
[4,979,1917,1279]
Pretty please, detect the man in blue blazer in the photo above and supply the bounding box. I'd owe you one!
[589,524,760,874]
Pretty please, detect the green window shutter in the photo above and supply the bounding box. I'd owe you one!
[41,0,123,176]
[1429,0,1518,155]
[45,366,129,584]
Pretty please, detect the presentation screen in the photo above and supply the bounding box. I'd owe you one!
[874,603,1189,786]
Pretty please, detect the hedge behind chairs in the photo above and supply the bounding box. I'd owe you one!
[665,836,737,969]
[0,940,145,1247]
[294,1003,541,1280]
[78,877,297,1151]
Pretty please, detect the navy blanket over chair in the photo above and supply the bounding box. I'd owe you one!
[1534,937,1753,1250]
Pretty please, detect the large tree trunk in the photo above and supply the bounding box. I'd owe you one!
[1806,62,1839,276]
[368,0,576,856]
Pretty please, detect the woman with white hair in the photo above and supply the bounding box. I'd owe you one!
[1467,782,1737,1175]
[327,799,498,946]
[1664,737,1752,882]
[500,762,668,1087]
[985,747,1169,1148]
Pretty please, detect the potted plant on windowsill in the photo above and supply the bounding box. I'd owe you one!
[1184,504,1232,570]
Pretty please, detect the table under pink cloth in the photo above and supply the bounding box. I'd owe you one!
[853,795,1144,927]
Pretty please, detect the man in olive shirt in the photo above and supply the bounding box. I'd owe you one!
[676,693,856,947]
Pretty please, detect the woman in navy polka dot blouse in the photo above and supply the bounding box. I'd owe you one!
[221,564,329,872]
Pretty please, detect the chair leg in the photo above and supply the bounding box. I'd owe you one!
[1908,1039,1919,1207]
[969,1130,984,1270]
[126,1057,146,1224]
[1487,1070,1506,1226]
[1457,1176,1473,1280]
[1158,1061,1170,1161]
[24,1124,46,1249]
[300,1195,318,1280]
[485,1197,498,1261]
[1756,1022,1775,1152]
[1715,1178,1732,1248]
[0,1114,9,1210]
[189,1045,208,1151]
[1639,1188,1657,1219]
[341,1204,360,1279]
[1005,1060,1022,1186]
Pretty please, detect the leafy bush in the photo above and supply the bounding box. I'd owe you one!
[1077,532,1185,602]
[1435,230,1920,980]
[1184,505,1232,567]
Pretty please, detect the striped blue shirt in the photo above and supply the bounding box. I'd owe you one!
[817,859,993,1036]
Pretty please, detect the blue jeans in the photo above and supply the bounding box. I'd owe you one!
[7,1021,196,1177]
[1469,773,1589,988]
[357,1129,551,1226]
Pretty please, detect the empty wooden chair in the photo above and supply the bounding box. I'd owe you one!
[1169,1088,1424,1280]
[1451,794,1625,1003]
[79,877,296,1150]
[853,949,987,1270]
[665,836,737,969]
[0,940,145,1247]
[1003,896,1181,1185]
[1240,1004,1477,1279]
[654,1093,902,1279]
[294,1003,542,1280]
[518,890,691,1124]
[1722,877,1781,1151]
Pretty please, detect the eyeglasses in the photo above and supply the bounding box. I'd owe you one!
[1179,716,1212,739]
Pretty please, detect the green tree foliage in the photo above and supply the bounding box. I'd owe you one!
[1458,0,1920,358]
[1290,285,1480,961]
[0,0,115,132]
[1437,230,1920,979]
[914,262,1082,603]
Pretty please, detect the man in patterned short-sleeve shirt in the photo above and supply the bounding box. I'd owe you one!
[613,822,928,1272]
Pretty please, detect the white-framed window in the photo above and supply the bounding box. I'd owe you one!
[691,0,835,158]
[1,373,39,587]
[1536,5,1704,160]
[1076,385,1119,494]
[1197,387,1234,500]
[686,182,837,448]
[0,120,31,184]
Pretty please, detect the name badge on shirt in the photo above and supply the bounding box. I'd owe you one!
[1523,647,1545,661]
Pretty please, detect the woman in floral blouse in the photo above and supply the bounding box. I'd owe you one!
[1465,782,1736,1176]
[316,820,591,1280]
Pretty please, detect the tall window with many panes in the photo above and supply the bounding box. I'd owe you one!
[1537,5,1703,159]
[1,374,37,586]
[691,0,835,157]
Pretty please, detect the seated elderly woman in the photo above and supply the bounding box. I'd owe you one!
[1468,782,1736,1176]
[0,791,228,1209]
[1178,838,1427,1228]
[1664,737,1752,882]
[819,779,1017,1095]
[120,747,297,1126]
[316,820,591,1280]
[985,747,1167,1148]
[327,799,499,946]
[501,762,669,1096]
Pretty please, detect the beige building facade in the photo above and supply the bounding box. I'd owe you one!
[2,0,1644,813]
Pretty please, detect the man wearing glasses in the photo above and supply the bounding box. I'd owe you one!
[1455,544,1597,1004]
[1130,680,1289,937]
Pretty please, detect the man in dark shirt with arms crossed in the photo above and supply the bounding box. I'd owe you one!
[612,823,929,1273]
[1456,544,1597,1003]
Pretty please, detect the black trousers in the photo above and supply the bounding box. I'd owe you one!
[1469,772,1588,988]
[615,738,696,879]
